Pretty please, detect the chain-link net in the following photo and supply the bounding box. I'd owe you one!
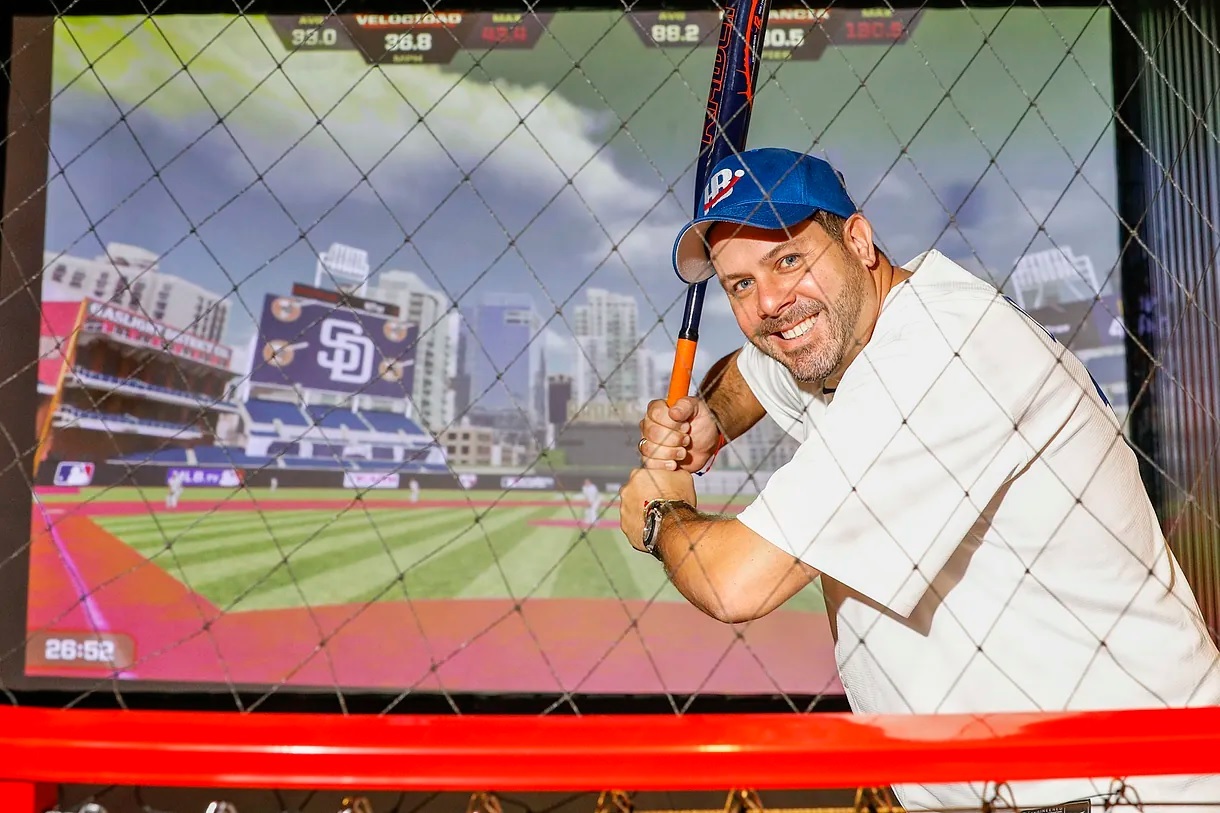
[3,0,1220,808]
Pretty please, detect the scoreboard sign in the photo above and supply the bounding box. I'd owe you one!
[265,8,922,65]
[630,7,921,60]
[249,294,419,398]
[267,12,554,65]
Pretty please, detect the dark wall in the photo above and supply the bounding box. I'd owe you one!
[1116,0,1220,636]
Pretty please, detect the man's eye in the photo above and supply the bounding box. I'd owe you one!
[778,254,802,268]
[732,278,754,294]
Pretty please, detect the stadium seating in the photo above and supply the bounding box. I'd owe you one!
[358,410,425,435]
[244,399,309,427]
[230,398,443,473]
[193,446,277,468]
[57,405,198,435]
[74,370,239,412]
[305,405,372,432]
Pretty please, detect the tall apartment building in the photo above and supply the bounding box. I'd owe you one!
[42,243,230,345]
[571,288,641,408]
[365,269,459,433]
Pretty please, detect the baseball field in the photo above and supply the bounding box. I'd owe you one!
[26,485,840,697]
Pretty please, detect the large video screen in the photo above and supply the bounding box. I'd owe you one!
[9,6,1122,698]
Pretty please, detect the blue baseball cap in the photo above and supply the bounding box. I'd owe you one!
[672,147,859,284]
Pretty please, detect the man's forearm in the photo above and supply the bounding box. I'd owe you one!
[653,503,741,621]
[698,350,765,442]
[652,502,815,624]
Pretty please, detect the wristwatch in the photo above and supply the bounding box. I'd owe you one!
[640,498,692,559]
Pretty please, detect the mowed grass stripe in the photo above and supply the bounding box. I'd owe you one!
[123,509,450,571]
[456,522,575,600]
[157,511,442,571]
[540,526,650,600]
[188,509,482,607]
[96,512,263,544]
[237,505,547,610]
[98,510,350,553]
[96,509,271,535]
[346,505,557,605]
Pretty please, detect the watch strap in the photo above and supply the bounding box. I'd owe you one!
[641,498,693,559]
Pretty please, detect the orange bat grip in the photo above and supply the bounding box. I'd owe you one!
[667,337,698,407]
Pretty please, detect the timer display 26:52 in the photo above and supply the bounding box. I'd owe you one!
[26,631,136,671]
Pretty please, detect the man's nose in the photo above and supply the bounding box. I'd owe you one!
[755,274,799,319]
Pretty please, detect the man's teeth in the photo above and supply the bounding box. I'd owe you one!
[779,315,817,340]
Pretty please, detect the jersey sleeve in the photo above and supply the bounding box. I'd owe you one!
[735,342,809,439]
[735,293,1089,617]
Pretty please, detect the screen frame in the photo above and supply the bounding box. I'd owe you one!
[0,14,849,712]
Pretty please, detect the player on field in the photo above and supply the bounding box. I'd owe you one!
[165,469,184,510]
[620,147,1220,812]
[581,478,602,529]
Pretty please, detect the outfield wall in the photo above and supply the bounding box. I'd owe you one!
[34,460,774,497]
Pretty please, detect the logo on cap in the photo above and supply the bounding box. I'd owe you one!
[702,167,746,214]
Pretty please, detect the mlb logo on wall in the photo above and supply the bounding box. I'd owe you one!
[53,461,95,487]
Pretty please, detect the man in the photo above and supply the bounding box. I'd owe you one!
[165,469,184,510]
[581,478,602,529]
[619,147,1220,811]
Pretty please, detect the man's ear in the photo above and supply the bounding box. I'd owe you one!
[843,213,877,268]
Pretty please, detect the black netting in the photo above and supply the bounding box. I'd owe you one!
[2,0,1220,807]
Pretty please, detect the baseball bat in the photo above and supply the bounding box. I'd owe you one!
[666,0,774,407]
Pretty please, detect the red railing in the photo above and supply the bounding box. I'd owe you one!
[2,705,1220,811]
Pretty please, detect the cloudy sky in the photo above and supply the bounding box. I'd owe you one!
[41,6,1118,384]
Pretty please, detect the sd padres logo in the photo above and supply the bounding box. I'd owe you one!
[317,318,375,385]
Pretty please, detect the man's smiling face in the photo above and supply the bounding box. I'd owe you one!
[710,216,873,384]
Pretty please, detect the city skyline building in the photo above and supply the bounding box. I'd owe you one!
[571,288,641,408]
[315,242,372,297]
[457,293,539,427]
[42,243,230,345]
[365,269,459,433]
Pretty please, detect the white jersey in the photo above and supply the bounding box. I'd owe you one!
[735,251,1220,811]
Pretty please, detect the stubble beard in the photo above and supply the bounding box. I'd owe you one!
[753,260,870,385]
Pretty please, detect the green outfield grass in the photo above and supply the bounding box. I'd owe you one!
[37,485,758,508]
[68,488,824,616]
